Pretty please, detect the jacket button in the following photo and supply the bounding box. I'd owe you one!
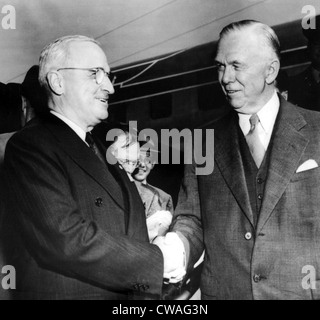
[253,274,261,283]
[95,197,103,207]
[245,232,252,240]
[257,194,263,200]
[257,178,264,184]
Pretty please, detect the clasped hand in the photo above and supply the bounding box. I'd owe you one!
[153,232,186,283]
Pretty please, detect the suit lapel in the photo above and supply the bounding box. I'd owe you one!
[43,114,127,212]
[88,121,148,239]
[257,98,309,233]
[107,162,148,239]
[215,112,254,227]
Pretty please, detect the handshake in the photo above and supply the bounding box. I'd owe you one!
[146,210,172,242]
[153,232,186,283]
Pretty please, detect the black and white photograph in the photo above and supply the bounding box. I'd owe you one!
[0,0,320,304]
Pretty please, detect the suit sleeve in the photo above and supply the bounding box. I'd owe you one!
[3,131,164,297]
[170,162,204,272]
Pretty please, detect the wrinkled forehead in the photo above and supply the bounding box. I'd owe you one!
[216,29,265,62]
[67,41,109,69]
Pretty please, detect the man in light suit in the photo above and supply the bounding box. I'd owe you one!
[163,20,320,299]
[1,35,182,299]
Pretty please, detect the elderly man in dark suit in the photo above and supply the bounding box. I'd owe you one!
[1,35,183,300]
[162,20,320,299]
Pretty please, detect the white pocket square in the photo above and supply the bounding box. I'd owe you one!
[296,159,318,173]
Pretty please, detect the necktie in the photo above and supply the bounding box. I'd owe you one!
[245,114,265,168]
[85,132,106,164]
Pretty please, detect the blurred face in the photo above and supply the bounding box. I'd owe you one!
[114,142,140,174]
[215,29,276,114]
[118,158,138,174]
[59,41,114,130]
[133,154,154,183]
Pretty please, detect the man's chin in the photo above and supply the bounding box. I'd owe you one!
[97,109,109,121]
[135,174,146,180]
[228,101,243,110]
[226,96,246,109]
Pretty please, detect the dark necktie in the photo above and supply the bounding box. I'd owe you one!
[85,132,106,164]
[245,114,265,168]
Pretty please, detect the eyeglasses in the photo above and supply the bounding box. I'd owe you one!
[57,67,116,85]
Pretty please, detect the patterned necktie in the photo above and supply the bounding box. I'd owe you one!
[245,114,265,168]
[85,132,105,164]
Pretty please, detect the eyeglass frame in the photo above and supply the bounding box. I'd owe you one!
[56,67,116,85]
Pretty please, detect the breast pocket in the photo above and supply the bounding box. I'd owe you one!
[291,166,320,183]
[287,166,320,222]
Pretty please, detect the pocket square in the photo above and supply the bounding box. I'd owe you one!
[296,159,318,173]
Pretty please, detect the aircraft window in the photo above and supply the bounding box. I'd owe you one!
[150,94,172,119]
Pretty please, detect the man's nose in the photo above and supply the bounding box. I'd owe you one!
[102,76,115,94]
[138,161,146,169]
[221,66,235,84]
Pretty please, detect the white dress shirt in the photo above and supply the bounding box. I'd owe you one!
[238,90,280,151]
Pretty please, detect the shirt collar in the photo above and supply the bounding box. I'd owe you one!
[50,110,87,142]
[238,90,280,136]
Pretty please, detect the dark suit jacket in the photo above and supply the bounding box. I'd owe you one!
[172,97,320,299]
[1,113,163,300]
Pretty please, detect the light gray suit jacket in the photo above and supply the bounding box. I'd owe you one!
[172,97,320,299]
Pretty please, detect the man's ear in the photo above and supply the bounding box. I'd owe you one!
[266,59,280,85]
[46,71,64,95]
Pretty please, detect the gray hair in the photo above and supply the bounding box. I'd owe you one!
[38,35,101,91]
[219,20,281,61]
